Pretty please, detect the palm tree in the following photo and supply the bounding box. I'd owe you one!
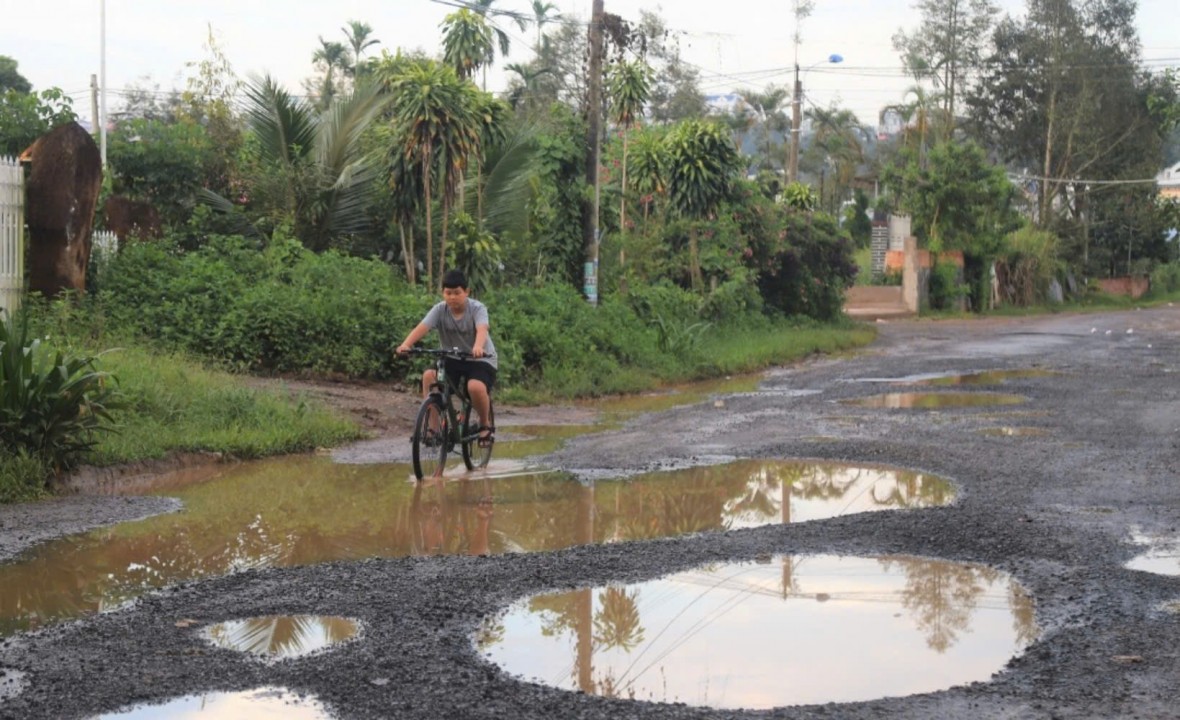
[740,85,791,172]
[468,0,528,90]
[311,38,351,108]
[342,20,379,77]
[530,0,562,52]
[504,62,556,114]
[441,9,495,82]
[201,74,387,251]
[607,59,652,234]
[386,61,481,288]
[628,126,667,231]
[805,104,866,212]
[664,119,740,290]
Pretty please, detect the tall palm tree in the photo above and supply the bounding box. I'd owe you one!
[386,61,481,288]
[805,105,866,213]
[628,126,667,231]
[664,119,740,291]
[607,59,652,234]
[530,0,562,52]
[468,0,528,90]
[342,20,380,77]
[739,84,791,172]
[312,38,351,108]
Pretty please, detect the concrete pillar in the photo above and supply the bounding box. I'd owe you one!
[902,235,919,313]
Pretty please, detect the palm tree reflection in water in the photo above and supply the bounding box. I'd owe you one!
[204,615,360,660]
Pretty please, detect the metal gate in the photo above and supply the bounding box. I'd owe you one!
[0,156,24,317]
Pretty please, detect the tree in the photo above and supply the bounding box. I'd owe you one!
[804,104,867,212]
[635,11,707,124]
[737,85,791,173]
[107,118,217,226]
[342,20,380,77]
[0,88,76,156]
[309,38,351,109]
[530,0,562,51]
[0,56,32,94]
[384,61,481,287]
[664,119,741,290]
[607,59,652,232]
[441,9,495,82]
[892,0,1000,138]
[467,0,528,90]
[965,0,1166,273]
[203,75,387,252]
[882,140,1021,309]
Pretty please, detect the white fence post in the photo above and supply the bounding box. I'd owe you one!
[0,156,24,318]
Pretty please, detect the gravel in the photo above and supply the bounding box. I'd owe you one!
[2,307,1179,719]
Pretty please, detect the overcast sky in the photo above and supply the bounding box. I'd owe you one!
[3,0,1177,127]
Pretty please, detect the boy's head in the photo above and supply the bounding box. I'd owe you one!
[441,269,470,309]
[441,270,468,290]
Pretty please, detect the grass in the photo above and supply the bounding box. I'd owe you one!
[87,346,364,466]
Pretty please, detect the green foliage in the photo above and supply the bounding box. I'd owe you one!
[780,181,819,212]
[926,261,964,311]
[0,87,76,156]
[996,225,1063,306]
[1149,263,1180,296]
[0,311,121,473]
[0,56,32,94]
[0,449,48,504]
[107,118,218,226]
[754,212,858,321]
[842,189,873,249]
[446,210,502,294]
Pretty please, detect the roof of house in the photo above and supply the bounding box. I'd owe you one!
[1157,161,1180,187]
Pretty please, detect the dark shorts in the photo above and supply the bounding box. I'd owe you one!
[444,358,496,393]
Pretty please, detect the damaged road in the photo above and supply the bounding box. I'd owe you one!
[2,307,1180,719]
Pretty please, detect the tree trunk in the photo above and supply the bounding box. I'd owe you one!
[423,153,434,289]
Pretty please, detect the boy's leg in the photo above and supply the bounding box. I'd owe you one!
[421,369,437,398]
[467,379,491,431]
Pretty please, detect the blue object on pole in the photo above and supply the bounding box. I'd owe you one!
[828,54,843,64]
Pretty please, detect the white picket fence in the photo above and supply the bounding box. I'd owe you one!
[0,156,24,318]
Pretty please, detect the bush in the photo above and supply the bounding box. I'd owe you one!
[1150,262,1180,295]
[0,449,49,504]
[0,311,121,473]
[755,212,858,321]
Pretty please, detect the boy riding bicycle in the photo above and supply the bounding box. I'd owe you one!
[396,269,496,447]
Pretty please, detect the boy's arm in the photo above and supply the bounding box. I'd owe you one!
[472,324,490,358]
[396,322,432,355]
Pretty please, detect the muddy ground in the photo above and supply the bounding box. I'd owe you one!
[2,308,1180,719]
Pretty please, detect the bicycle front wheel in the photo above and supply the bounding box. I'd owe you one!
[412,397,448,480]
[461,399,494,470]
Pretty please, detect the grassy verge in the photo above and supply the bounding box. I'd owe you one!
[89,346,363,466]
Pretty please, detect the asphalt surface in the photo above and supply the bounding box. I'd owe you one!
[2,307,1179,719]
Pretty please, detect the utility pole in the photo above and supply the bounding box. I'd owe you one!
[582,0,604,305]
[99,0,107,167]
[788,63,801,183]
[90,75,99,137]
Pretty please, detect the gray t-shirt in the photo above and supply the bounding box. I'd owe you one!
[422,298,497,369]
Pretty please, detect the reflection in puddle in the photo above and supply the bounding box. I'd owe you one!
[979,426,1049,438]
[852,369,1054,385]
[204,615,360,661]
[1125,530,1180,576]
[844,392,1027,409]
[94,686,333,719]
[0,459,951,636]
[478,555,1037,709]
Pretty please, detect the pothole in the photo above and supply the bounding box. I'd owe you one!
[1125,530,1180,576]
[0,460,951,635]
[477,554,1037,709]
[202,615,361,661]
[843,392,1028,409]
[94,686,333,718]
[851,369,1054,385]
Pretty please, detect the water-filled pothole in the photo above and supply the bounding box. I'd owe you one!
[854,369,1054,386]
[843,392,1027,409]
[0,459,951,635]
[94,686,333,719]
[1125,531,1180,575]
[979,426,1049,438]
[203,615,361,661]
[478,554,1037,708]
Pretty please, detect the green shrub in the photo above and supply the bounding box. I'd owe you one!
[927,261,964,311]
[755,212,858,321]
[0,449,49,504]
[1150,262,1180,295]
[0,311,122,472]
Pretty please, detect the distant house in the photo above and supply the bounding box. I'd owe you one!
[1158,161,1180,200]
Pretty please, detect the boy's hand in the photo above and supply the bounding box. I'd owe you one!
[396,344,410,356]
[472,346,485,358]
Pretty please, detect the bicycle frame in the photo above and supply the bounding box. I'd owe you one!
[407,347,494,479]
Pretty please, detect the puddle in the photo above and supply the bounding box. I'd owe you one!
[93,686,333,718]
[0,459,950,636]
[0,667,26,700]
[477,554,1037,709]
[979,426,1049,438]
[203,615,360,661]
[1125,530,1180,576]
[854,369,1054,386]
[843,392,1027,409]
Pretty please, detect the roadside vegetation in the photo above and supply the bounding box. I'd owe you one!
[2,3,1178,502]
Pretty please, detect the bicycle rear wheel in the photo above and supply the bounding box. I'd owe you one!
[461,399,494,470]
[412,397,448,480]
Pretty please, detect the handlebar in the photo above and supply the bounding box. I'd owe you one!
[403,347,494,360]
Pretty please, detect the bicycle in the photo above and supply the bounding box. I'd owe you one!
[405,348,496,481]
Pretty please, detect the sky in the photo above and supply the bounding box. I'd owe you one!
[2,0,1177,128]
